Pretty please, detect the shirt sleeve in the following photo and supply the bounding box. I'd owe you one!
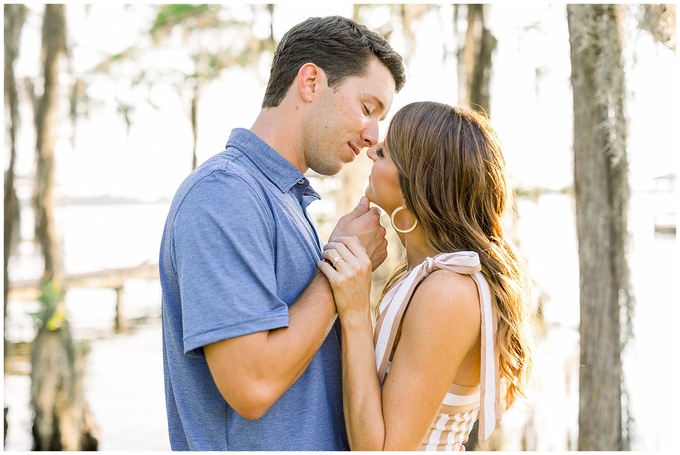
[171,169,289,357]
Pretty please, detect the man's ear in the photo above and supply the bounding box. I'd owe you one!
[297,63,325,102]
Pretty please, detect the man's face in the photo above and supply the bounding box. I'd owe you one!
[303,58,396,176]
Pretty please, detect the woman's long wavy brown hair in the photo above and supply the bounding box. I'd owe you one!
[378,101,533,408]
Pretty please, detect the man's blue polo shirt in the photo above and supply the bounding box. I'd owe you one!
[160,128,348,451]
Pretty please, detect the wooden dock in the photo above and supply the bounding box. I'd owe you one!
[8,262,160,331]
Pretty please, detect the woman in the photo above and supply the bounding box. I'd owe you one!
[318,101,534,451]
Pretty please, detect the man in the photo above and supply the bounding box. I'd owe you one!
[159,15,405,451]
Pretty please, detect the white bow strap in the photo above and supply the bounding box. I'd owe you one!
[372,251,500,445]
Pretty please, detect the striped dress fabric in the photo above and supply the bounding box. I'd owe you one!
[373,252,501,451]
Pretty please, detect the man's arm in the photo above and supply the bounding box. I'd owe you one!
[204,271,336,419]
[204,196,386,419]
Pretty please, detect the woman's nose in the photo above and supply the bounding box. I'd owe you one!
[367,148,376,161]
[366,143,381,162]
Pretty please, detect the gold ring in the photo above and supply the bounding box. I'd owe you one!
[332,256,341,267]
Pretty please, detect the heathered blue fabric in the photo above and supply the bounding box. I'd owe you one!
[160,128,348,451]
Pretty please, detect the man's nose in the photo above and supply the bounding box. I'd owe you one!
[361,120,379,148]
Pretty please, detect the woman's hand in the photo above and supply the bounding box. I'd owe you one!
[317,236,373,322]
[318,236,384,450]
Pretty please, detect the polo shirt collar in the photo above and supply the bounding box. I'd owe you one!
[226,128,308,194]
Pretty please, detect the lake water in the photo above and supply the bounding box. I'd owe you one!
[3,192,678,451]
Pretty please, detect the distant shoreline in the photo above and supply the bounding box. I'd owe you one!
[58,195,172,206]
[17,194,172,207]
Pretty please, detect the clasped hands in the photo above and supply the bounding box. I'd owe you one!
[319,197,385,318]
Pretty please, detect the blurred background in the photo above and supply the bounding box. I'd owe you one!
[3,2,677,451]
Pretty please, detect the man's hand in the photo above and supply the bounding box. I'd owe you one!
[329,197,387,271]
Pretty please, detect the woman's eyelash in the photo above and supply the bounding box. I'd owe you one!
[376,147,384,157]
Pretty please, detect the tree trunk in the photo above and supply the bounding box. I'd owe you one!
[457,4,497,116]
[398,4,428,68]
[567,4,631,450]
[31,316,98,451]
[4,4,28,445]
[30,4,99,450]
[4,2,27,366]
[33,5,65,282]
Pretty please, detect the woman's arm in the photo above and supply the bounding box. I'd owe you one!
[318,237,385,448]
[378,269,481,449]
[318,238,481,450]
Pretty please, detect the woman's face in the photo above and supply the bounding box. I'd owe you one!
[365,141,403,213]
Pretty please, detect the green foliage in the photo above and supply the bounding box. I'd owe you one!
[152,4,212,31]
[31,279,66,331]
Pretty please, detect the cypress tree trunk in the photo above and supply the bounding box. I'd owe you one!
[4,2,27,367]
[456,4,497,116]
[465,4,496,115]
[4,4,28,445]
[567,4,631,450]
[29,5,99,449]
[33,6,65,280]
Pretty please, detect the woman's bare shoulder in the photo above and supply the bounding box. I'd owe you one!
[405,268,481,334]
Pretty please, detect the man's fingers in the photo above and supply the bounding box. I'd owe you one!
[351,196,370,216]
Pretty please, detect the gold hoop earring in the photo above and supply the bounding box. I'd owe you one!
[390,206,418,234]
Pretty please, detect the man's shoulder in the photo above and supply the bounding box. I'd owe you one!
[178,151,263,197]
